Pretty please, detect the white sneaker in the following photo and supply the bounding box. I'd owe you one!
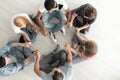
[60,26,66,36]
[49,32,57,43]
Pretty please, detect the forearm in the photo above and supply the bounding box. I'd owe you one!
[22,31,31,42]
[67,49,72,64]
[66,9,71,23]
[75,32,86,44]
[30,20,40,30]
[24,53,34,65]
[34,56,41,76]
[77,24,90,30]
[36,16,45,30]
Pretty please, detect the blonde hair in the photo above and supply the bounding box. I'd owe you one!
[83,40,98,57]
[14,16,29,27]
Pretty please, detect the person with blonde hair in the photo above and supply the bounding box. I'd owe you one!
[11,13,40,48]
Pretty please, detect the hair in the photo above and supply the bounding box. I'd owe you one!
[44,0,55,10]
[85,6,97,19]
[83,40,98,57]
[0,56,6,68]
[14,16,29,27]
[52,71,64,80]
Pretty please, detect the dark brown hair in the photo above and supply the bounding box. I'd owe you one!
[0,56,6,68]
[52,71,63,80]
[85,7,97,19]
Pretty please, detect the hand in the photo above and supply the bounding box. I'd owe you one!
[41,29,48,36]
[65,43,71,50]
[67,22,73,28]
[23,42,31,48]
[75,28,81,34]
[35,50,40,58]
[72,12,78,18]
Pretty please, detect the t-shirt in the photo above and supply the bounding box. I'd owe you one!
[41,64,72,80]
[72,3,97,27]
[39,0,68,13]
[11,13,31,33]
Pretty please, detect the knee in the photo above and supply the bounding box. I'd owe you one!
[59,50,67,60]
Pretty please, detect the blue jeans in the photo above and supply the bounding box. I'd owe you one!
[42,10,67,33]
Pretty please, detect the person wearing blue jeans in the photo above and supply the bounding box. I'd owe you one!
[0,39,35,76]
[36,0,71,43]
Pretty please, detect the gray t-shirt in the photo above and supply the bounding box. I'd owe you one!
[41,64,72,80]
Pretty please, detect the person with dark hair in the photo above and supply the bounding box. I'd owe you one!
[39,44,67,73]
[35,0,71,43]
[68,3,97,34]
[0,39,35,76]
[34,45,73,80]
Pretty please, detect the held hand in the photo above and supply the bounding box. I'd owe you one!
[65,43,71,50]
[23,42,31,48]
[41,29,48,36]
[67,22,73,28]
[35,50,40,58]
[75,28,81,34]
[72,12,78,18]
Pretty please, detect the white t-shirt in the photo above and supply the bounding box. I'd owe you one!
[11,13,31,33]
[39,0,68,13]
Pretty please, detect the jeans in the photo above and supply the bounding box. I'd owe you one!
[42,10,67,33]
[40,50,67,73]
[19,23,37,43]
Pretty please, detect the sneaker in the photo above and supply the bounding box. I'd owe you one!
[60,26,66,36]
[49,32,57,43]
[53,44,61,54]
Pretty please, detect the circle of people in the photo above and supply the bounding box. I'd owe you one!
[0,0,98,80]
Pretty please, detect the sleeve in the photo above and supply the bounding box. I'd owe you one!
[41,72,47,79]
[61,0,68,10]
[0,62,24,76]
[16,62,25,71]
[72,55,85,64]
[0,45,12,56]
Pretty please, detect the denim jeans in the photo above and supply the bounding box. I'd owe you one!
[0,39,33,76]
[19,23,37,43]
[42,10,67,33]
[40,50,67,73]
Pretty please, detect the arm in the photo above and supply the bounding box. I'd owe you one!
[68,12,78,28]
[29,19,40,31]
[65,44,72,64]
[36,11,44,30]
[65,8,71,24]
[76,23,90,30]
[20,31,31,42]
[36,11,48,36]
[75,28,87,44]
[24,52,35,65]
[34,50,43,77]
[20,31,31,47]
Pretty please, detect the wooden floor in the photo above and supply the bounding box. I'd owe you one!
[0,0,120,80]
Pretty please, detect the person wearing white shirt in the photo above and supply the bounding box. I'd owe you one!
[11,13,40,47]
[36,0,71,43]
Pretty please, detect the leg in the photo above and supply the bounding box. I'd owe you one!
[51,11,66,33]
[49,50,67,67]
[40,52,55,73]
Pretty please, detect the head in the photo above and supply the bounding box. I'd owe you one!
[52,68,64,80]
[14,16,29,28]
[84,6,97,20]
[82,40,98,57]
[44,0,56,11]
[0,56,6,68]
